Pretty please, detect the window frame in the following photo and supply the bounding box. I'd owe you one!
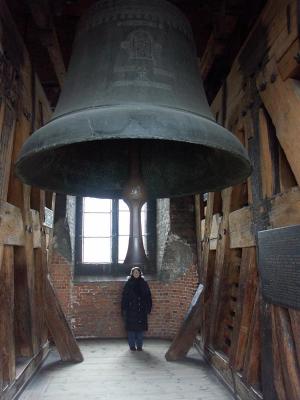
[75,197,156,277]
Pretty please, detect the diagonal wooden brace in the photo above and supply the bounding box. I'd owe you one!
[165,284,204,361]
[45,275,83,363]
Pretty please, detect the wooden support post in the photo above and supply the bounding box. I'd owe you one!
[201,193,215,283]
[0,43,18,389]
[275,307,300,400]
[33,190,48,347]
[209,187,232,346]
[200,193,215,346]
[194,194,203,279]
[243,288,261,387]
[0,246,15,388]
[14,246,34,358]
[45,276,83,363]
[289,309,300,366]
[0,104,17,202]
[271,305,287,400]
[22,184,40,354]
[230,247,257,371]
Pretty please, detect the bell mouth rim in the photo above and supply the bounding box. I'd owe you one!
[15,105,252,198]
[17,104,250,162]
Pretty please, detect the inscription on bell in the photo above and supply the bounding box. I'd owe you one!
[113,29,173,92]
[258,225,300,310]
[122,30,154,60]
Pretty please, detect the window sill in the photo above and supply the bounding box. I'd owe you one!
[73,274,158,283]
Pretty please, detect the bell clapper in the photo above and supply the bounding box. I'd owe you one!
[122,141,148,266]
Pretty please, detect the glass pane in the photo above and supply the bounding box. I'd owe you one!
[83,238,111,263]
[119,211,130,235]
[141,203,147,213]
[84,197,112,213]
[119,200,129,211]
[142,235,147,253]
[83,213,111,237]
[141,210,147,235]
[118,236,129,263]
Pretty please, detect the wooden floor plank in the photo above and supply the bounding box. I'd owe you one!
[18,340,234,400]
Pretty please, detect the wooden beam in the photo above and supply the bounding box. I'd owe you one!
[229,206,255,248]
[0,201,24,246]
[201,213,222,251]
[277,38,300,81]
[0,246,15,387]
[0,200,42,248]
[199,12,238,82]
[257,59,300,186]
[201,193,215,283]
[210,0,298,134]
[275,307,300,400]
[45,276,83,363]
[200,347,263,400]
[209,187,232,346]
[259,108,275,198]
[1,343,49,400]
[269,186,300,228]
[31,209,41,248]
[289,309,300,367]
[200,193,215,346]
[199,34,224,80]
[243,288,261,387]
[165,284,204,361]
[229,247,257,371]
[26,0,66,88]
[14,245,34,358]
[22,184,40,354]
[271,305,287,400]
[0,102,17,201]
[42,191,83,363]
[194,194,203,278]
[33,190,47,347]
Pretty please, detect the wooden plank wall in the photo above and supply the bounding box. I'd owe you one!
[0,1,54,399]
[196,1,300,399]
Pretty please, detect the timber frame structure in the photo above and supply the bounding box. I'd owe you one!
[0,2,82,399]
[167,1,300,399]
[1,0,300,400]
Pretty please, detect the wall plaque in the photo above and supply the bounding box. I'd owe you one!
[44,207,54,228]
[258,225,300,310]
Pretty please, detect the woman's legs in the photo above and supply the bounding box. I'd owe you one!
[128,331,144,350]
[135,331,144,350]
[127,331,136,350]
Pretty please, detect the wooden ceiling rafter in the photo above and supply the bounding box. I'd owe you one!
[200,0,266,102]
[26,0,66,89]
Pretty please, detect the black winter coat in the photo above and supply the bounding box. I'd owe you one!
[121,277,152,331]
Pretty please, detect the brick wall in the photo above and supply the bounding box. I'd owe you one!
[50,253,199,339]
[50,194,199,339]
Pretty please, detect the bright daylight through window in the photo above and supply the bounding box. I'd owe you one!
[82,198,147,264]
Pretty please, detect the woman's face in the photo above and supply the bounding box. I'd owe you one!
[132,269,140,278]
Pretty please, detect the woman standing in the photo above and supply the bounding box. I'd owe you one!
[121,267,152,351]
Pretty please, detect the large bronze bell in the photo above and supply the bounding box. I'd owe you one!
[15,0,251,266]
[16,0,251,198]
